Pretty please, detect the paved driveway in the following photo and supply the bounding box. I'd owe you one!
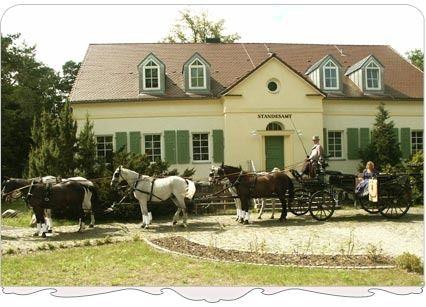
[1,207,423,258]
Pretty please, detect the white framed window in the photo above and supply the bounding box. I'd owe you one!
[365,61,381,90]
[189,59,206,89]
[192,133,209,161]
[144,134,162,162]
[411,130,423,154]
[96,135,113,163]
[143,60,160,90]
[323,60,339,90]
[327,131,343,159]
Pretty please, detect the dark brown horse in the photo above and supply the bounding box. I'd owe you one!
[213,164,294,224]
[25,180,96,237]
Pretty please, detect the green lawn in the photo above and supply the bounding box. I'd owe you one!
[1,200,75,228]
[2,240,423,286]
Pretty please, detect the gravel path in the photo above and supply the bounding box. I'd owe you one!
[1,207,423,259]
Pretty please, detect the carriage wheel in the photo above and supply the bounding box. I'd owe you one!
[379,189,411,219]
[290,188,310,216]
[358,196,382,214]
[309,190,335,221]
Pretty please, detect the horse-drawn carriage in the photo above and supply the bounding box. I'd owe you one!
[289,168,413,221]
[205,162,415,222]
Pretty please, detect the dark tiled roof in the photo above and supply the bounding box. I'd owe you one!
[345,54,372,75]
[69,43,423,102]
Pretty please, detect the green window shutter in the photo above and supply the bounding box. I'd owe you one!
[392,128,399,142]
[212,129,224,163]
[164,130,176,164]
[115,132,127,152]
[347,128,360,160]
[360,128,370,150]
[129,131,141,154]
[177,130,190,164]
[400,128,411,159]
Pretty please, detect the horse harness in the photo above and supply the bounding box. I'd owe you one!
[132,174,163,202]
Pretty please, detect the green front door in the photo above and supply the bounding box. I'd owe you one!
[265,136,284,171]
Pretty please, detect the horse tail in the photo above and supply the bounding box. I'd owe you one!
[287,176,294,203]
[184,179,197,200]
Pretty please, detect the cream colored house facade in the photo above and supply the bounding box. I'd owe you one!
[70,43,423,180]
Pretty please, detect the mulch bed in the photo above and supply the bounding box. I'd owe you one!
[150,236,395,268]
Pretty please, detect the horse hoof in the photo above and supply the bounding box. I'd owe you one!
[257,216,262,219]
[270,216,275,220]
[47,229,53,233]
[33,232,39,237]
[141,224,146,228]
[238,219,244,224]
[144,225,149,229]
[41,232,47,238]
[89,224,94,228]
[172,221,177,226]
[243,220,249,225]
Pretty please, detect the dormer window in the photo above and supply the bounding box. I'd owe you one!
[137,53,165,95]
[345,55,384,93]
[365,61,381,90]
[143,60,160,90]
[305,55,342,92]
[183,53,211,94]
[323,60,339,90]
[189,59,206,89]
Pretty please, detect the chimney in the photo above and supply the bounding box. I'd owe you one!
[205,37,221,43]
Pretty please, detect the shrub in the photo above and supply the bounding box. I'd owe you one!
[395,252,424,274]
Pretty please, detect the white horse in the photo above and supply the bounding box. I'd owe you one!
[209,165,278,221]
[110,166,196,228]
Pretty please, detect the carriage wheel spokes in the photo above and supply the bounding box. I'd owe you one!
[290,188,310,216]
[309,190,335,221]
[379,189,411,219]
[358,196,382,214]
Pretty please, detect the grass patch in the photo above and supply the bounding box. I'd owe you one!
[396,253,424,274]
[1,200,75,228]
[2,240,423,287]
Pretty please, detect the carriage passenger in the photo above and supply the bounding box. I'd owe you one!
[355,161,378,196]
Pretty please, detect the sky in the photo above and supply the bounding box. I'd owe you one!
[0,3,424,72]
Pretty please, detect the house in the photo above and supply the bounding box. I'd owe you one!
[70,42,423,179]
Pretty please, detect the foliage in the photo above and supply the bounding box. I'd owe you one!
[1,33,80,177]
[404,150,423,204]
[359,103,402,171]
[57,101,78,177]
[75,114,98,178]
[27,110,61,177]
[1,34,62,177]
[406,49,424,71]
[162,9,240,43]
[58,60,81,94]
[395,252,424,274]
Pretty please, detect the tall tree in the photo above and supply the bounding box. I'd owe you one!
[75,114,98,178]
[406,49,424,71]
[57,101,78,177]
[58,60,81,95]
[163,10,240,43]
[28,110,60,177]
[1,33,62,177]
[359,103,402,170]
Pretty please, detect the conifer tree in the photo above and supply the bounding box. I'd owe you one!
[28,110,60,177]
[57,101,77,177]
[75,114,97,178]
[359,103,402,170]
